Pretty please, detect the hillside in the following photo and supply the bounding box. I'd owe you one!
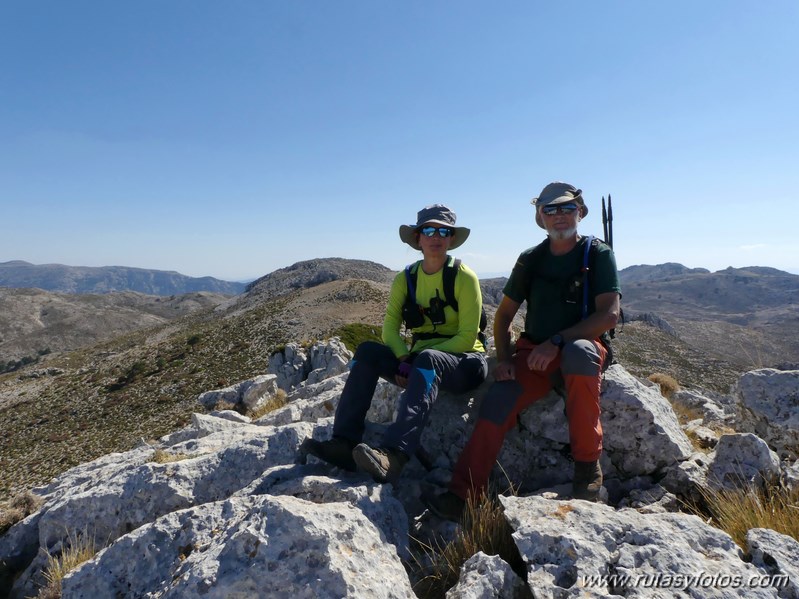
[0,288,230,367]
[1,256,792,502]
[620,264,799,368]
[0,265,393,500]
[0,260,246,295]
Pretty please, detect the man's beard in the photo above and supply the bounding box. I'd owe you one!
[546,225,578,240]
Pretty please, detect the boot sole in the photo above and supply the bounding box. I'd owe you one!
[352,445,390,483]
[302,439,356,472]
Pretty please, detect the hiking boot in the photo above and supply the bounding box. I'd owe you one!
[423,490,466,522]
[300,437,356,472]
[352,444,408,484]
[573,460,603,501]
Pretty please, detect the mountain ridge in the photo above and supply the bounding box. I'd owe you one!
[0,261,246,296]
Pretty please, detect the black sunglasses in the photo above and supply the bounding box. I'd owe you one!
[541,202,579,216]
[419,226,454,238]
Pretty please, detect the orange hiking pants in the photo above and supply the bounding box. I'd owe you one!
[449,336,607,500]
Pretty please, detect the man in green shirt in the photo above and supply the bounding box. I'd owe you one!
[426,182,621,520]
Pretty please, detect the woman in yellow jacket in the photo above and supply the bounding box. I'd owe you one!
[303,204,488,483]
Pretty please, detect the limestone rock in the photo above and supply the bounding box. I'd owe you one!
[268,338,353,391]
[673,387,733,425]
[197,374,278,411]
[735,369,799,460]
[659,452,711,501]
[747,528,799,599]
[501,494,782,598]
[62,494,415,598]
[445,552,528,599]
[600,365,695,477]
[707,433,781,491]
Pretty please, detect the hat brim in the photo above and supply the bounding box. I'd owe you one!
[399,222,470,251]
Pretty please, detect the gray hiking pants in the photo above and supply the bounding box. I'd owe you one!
[332,341,488,456]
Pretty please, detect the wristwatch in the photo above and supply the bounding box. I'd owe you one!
[549,334,565,349]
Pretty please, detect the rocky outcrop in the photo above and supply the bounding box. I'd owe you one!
[267,338,353,391]
[735,369,799,460]
[197,374,279,411]
[501,494,793,598]
[707,433,781,491]
[62,493,414,599]
[3,341,799,598]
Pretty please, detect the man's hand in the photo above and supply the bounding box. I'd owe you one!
[526,342,559,372]
[493,360,515,381]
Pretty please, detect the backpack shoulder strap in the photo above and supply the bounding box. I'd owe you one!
[404,261,421,307]
[442,257,461,311]
[581,235,594,319]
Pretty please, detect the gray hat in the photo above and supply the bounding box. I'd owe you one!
[399,204,471,251]
[531,181,588,229]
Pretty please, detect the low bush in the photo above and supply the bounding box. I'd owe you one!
[0,491,43,534]
[412,493,525,598]
[330,323,382,353]
[648,372,680,399]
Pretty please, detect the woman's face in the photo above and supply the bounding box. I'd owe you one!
[417,224,453,257]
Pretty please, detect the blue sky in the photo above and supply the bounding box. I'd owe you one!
[2,2,798,281]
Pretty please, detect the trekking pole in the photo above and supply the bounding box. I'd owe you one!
[602,196,609,243]
[607,194,614,249]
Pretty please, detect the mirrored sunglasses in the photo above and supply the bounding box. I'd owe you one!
[541,202,579,216]
[419,226,454,238]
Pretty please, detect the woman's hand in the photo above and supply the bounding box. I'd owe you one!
[395,359,412,388]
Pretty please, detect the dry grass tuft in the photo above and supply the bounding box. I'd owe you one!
[213,399,238,412]
[36,531,97,598]
[0,490,43,534]
[248,389,288,420]
[688,483,799,549]
[648,372,681,399]
[412,493,525,598]
[149,449,193,464]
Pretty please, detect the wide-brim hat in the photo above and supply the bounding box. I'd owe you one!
[399,204,470,251]
[531,181,588,228]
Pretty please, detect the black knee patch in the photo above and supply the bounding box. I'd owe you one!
[479,381,523,425]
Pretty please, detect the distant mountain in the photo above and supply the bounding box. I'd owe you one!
[619,263,799,369]
[0,287,230,366]
[0,261,246,295]
[244,258,396,298]
[619,263,710,284]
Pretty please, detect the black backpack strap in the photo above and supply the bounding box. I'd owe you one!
[404,262,418,307]
[442,257,460,311]
[581,235,594,320]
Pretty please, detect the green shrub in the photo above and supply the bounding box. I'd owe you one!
[331,323,382,352]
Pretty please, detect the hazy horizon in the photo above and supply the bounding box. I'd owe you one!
[3,2,798,280]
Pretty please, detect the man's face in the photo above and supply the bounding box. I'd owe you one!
[539,202,581,240]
